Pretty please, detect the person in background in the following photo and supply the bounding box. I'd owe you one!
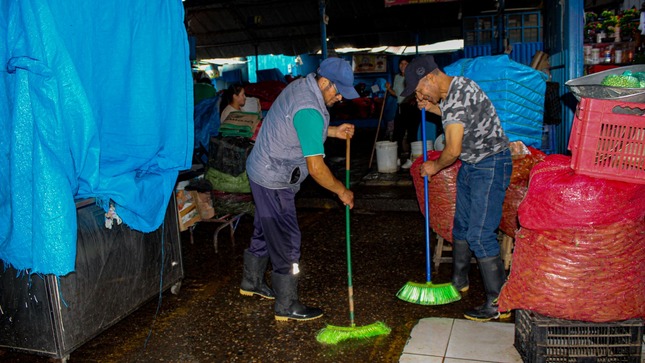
[387,56,418,169]
[220,83,247,122]
[401,55,512,322]
[240,57,357,322]
[193,72,216,105]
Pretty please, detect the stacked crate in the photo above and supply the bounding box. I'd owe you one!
[515,310,643,362]
[565,65,645,186]
[568,97,645,184]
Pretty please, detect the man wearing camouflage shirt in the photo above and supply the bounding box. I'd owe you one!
[401,55,512,322]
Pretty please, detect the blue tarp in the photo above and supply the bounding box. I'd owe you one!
[194,95,221,150]
[444,54,547,148]
[0,1,193,275]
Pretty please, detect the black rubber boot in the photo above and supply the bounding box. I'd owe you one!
[464,255,510,322]
[451,239,472,292]
[240,249,275,299]
[272,272,323,322]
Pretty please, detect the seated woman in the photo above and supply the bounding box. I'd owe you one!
[220,84,247,122]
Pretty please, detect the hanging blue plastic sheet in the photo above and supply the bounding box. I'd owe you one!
[194,95,221,150]
[444,54,547,148]
[0,1,193,275]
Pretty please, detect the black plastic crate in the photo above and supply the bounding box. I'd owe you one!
[515,309,643,363]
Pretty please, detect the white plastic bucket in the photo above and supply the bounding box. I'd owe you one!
[375,141,398,173]
[410,140,434,161]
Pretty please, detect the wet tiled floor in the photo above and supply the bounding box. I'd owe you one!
[1,129,643,362]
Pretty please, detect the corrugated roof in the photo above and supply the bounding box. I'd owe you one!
[184,0,540,60]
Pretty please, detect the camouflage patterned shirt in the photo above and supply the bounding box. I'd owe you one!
[440,77,509,164]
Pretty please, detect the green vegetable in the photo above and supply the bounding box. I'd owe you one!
[601,74,641,88]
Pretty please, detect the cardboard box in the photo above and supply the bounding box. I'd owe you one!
[221,111,261,134]
[176,189,201,231]
[194,191,215,220]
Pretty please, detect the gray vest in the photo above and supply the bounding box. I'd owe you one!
[246,73,330,191]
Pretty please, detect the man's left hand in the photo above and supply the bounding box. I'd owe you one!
[335,123,355,139]
[420,160,440,178]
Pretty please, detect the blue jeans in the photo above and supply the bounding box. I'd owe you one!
[452,149,512,258]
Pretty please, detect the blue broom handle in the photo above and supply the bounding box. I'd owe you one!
[346,137,355,327]
[421,110,431,283]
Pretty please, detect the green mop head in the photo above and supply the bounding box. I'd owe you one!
[316,321,391,345]
[396,281,461,305]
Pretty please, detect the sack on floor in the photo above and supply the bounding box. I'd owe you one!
[499,223,645,322]
[410,151,460,242]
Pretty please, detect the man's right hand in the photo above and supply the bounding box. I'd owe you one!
[338,189,354,209]
[418,100,441,116]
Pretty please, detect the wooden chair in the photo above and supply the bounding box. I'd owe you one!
[432,230,514,271]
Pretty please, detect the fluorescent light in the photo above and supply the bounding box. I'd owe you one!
[199,58,248,65]
[320,39,464,55]
[401,39,464,54]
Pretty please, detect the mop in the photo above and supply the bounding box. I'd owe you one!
[316,137,391,345]
[396,110,461,305]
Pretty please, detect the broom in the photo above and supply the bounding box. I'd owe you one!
[396,110,461,305]
[316,137,391,345]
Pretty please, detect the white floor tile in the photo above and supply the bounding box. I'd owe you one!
[444,319,522,363]
[399,354,444,363]
[401,317,454,357]
[444,359,501,363]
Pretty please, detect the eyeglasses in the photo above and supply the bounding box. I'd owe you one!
[330,82,341,97]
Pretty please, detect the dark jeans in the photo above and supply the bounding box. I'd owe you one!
[248,180,301,275]
[392,103,420,158]
[452,149,512,258]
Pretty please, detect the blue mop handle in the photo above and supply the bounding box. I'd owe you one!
[421,110,431,283]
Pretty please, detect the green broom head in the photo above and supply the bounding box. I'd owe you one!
[396,281,461,305]
[316,321,391,345]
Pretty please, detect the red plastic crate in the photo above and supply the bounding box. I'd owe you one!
[568,98,645,184]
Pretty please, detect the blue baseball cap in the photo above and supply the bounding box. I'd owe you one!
[317,58,360,99]
[401,55,439,98]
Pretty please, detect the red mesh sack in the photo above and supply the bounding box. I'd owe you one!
[510,143,546,186]
[410,151,461,242]
[498,222,645,322]
[519,154,645,230]
[499,184,527,238]
[499,143,545,238]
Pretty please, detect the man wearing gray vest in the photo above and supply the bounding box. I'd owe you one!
[240,57,358,321]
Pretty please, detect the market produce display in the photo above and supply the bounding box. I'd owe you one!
[600,70,645,88]
[498,222,645,322]
[410,142,545,241]
[500,144,547,237]
[499,185,528,238]
[410,151,460,243]
[518,154,645,230]
[499,154,645,322]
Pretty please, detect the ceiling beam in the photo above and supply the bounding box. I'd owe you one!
[191,20,318,38]
[196,32,320,49]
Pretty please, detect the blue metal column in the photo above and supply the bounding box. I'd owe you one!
[319,0,328,60]
[560,0,584,154]
[544,0,584,154]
